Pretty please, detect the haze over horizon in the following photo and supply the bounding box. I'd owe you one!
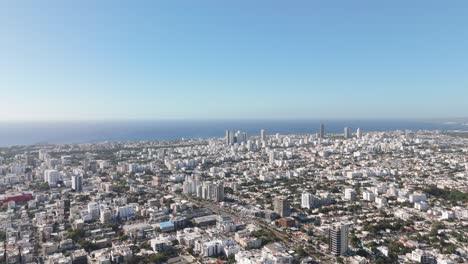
[1,0,468,121]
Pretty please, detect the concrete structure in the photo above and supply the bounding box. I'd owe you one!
[328,224,349,256]
[274,196,291,217]
[72,174,83,192]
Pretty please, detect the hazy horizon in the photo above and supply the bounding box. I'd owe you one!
[0,119,467,147]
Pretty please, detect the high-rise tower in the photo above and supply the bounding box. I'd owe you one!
[260,129,266,143]
[72,174,83,192]
[329,224,349,256]
[344,127,351,139]
[319,123,325,139]
[274,196,291,217]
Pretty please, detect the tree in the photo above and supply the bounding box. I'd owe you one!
[32,182,50,191]
[444,244,456,254]
[140,242,151,250]
[67,228,86,242]
[424,185,468,203]
[350,233,360,247]
[79,240,98,252]
[147,253,168,263]
[429,222,444,237]
[251,229,277,245]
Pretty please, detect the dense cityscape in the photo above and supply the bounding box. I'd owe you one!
[3,1,468,263]
[0,125,467,264]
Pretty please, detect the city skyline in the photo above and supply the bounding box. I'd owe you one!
[1,2,468,262]
[1,1,468,121]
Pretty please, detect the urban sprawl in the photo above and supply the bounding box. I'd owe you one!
[0,125,467,264]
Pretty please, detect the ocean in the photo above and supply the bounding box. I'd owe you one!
[0,119,467,147]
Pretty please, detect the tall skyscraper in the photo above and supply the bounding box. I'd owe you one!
[226,130,231,145]
[274,196,291,217]
[344,127,351,139]
[329,224,349,256]
[214,182,224,202]
[225,130,234,145]
[260,129,266,143]
[319,123,325,138]
[301,192,312,209]
[240,132,247,144]
[72,175,83,192]
[356,128,363,139]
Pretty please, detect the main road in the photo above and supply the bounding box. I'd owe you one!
[182,195,334,262]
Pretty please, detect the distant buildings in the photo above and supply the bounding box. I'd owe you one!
[356,128,363,138]
[225,130,247,145]
[269,151,276,165]
[226,130,234,145]
[344,127,351,139]
[319,123,325,138]
[260,129,266,143]
[2,125,468,263]
[235,131,248,145]
[183,175,224,202]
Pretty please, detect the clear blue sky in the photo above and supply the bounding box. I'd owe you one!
[1,0,467,121]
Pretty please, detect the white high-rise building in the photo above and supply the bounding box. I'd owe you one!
[100,208,112,224]
[362,190,375,201]
[72,175,83,192]
[260,129,266,143]
[44,169,60,186]
[301,192,321,209]
[38,149,49,161]
[116,205,135,219]
[409,193,427,203]
[269,151,276,165]
[356,128,363,138]
[234,131,247,144]
[329,224,349,256]
[301,192,313,209]
[344,188,356,201]
[375,196,388,207]
[88,202,100,219]
[202,182,210,200]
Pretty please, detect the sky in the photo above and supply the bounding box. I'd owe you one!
[0,0,467,121]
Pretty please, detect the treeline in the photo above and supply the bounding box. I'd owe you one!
[424,185,468,203]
